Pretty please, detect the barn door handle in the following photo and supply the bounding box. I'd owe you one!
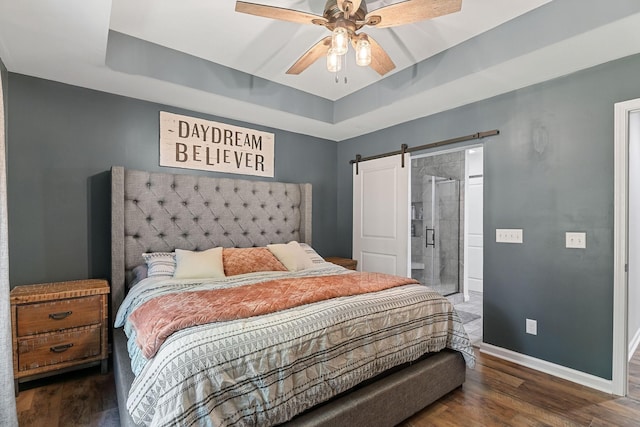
[50,343,73,353]
[49,311,72,320]
[426,228,435,247]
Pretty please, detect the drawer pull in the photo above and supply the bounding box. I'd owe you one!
[50,343,74,353]
[49,311,72,320]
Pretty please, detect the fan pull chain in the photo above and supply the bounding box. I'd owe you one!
[343,54,348,84]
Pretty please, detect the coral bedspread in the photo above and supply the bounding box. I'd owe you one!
[130,272,418,358]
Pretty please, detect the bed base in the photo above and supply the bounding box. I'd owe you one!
[113,329,465,427]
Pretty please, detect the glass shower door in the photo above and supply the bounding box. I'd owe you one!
[414,174,461,296]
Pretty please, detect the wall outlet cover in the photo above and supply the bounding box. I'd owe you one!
[526,318,537,335]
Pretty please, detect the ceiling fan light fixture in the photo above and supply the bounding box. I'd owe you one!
[355,37,371,67]
[327,48,342,72]
[331,25,349,56]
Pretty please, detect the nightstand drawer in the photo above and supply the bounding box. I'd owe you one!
[16,295,102,336]
[17,326,101,372]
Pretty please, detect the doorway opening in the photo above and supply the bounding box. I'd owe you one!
[411,146,484,344]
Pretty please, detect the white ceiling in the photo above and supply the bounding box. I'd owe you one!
[1,0,640,141]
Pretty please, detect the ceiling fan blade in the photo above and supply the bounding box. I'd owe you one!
[286,37,332,75]
[236,1,328,26]
[366,35,396,76]
[365,0,462,28]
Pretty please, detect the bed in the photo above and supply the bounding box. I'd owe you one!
[110,166,475,427]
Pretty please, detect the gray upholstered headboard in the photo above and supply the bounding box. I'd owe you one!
[110,166,312,319]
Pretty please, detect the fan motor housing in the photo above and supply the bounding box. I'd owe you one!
[324,0,368,31]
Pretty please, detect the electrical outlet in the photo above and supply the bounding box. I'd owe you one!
[496,229,523,243]
[526,318,537,335]
[566,232,586,249]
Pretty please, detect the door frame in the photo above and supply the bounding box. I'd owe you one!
[612,97,640,395]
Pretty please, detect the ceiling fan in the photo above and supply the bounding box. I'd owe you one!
[235,0,462,76]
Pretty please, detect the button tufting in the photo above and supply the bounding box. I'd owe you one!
[276,230,281,235]
[182,233,188,238]
[204,201,209,206]
[261,204,266,209]
[252,217,257,222]
[182,201,187,206]
[158,232,165,238]
[268,217,273,221]
[234,218,239,222]
[146,182,151,188]
[284,217,288,222]
[234,187,238,192]
[193,217,199,222]
[204,232,210,237]
[146,217,152,222]
[171,184,175,189]
[214,217,219,222]
[171,217,176,222]
[260,231,266,235]
[224,203,229,208]
[252,190,256,195]
[223,232,229,236]
[194,185,199,191]
[133,234,140,239]
[243,203,248,208]
[215,187,220,192]
[158,200,164,206]
[133,199,138,204]
[242,231,248,236]
[276,204,281,208]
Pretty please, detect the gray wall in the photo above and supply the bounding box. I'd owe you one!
[337,53,640,379]
[6,74,338,287]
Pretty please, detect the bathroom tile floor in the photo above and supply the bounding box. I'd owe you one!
[448,290,483,346]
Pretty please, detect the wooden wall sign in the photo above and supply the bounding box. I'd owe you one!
[159,111,275,177]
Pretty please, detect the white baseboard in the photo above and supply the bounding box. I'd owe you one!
[629,327,640,362]
[479,343,613,394]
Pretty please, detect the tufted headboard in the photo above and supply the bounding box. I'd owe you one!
[110,166,312,319]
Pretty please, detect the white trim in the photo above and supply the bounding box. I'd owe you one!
[629,327,640,362]
[613,98,640,396]
[480,343,613,394]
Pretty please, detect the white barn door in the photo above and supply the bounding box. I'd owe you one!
[353,155,409,277]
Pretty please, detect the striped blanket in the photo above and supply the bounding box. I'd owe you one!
[115,263,475,427]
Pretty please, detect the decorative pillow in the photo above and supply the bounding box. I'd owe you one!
[267,241,314,271]
[142,252,176,277]
[173,247,225,279]
[128,264,148,289]
[223,247,287,276]
[298,243,327,266]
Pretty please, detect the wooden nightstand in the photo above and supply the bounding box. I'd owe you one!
[324,257,358,271]
[10,279,110,393]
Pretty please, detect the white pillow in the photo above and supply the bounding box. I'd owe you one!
[173,247,225,279]
[267,241,314,271]
[298,243,327,266]
[142,252,176,277]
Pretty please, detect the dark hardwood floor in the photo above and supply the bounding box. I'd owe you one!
[15,347,640,426]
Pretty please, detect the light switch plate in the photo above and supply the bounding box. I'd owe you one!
[496,229,523,243]
[566,232,586,249]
